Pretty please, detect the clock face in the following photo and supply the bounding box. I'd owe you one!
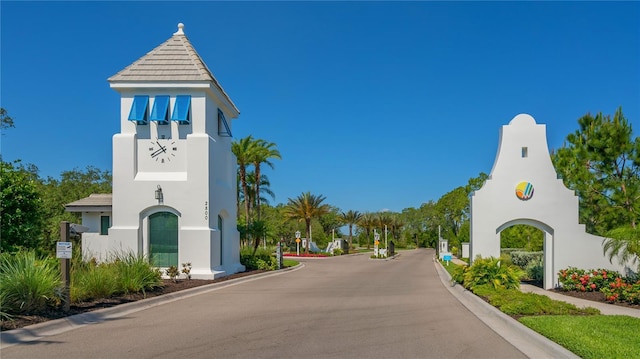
[148,139,178,164]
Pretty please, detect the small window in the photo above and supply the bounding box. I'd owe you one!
[218,109,232,137]
[150,95,170,124]
[128,95,149,124]
[522,147,528,158]
[100,216,110,235]
[171,95,191,124]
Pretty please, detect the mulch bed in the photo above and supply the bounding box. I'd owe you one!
[1,270,264,332]
[551,288,640,310]
[525,280,640,310]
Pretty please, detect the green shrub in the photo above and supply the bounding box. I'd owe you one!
[498,253,514,267]
[462,256,523,290]
[451,264,468,284]
[71,263,118,302]
[524,259,544,282]
[0,251,62,314]
[181,262,192,280]
[473,285,600,316]
[500,248,524,256]
[510,251,543,268]
[110,251,162,295]
[0,292,13,321]
[332,248,343,256]
[240,247,277,270]
[165,265,180,282]
[451,246,458,256]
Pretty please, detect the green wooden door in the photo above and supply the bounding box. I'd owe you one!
[149,212,178,267]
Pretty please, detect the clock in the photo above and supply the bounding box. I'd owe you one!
[148,139,178,164]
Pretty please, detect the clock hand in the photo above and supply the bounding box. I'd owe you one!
[156,141,167,153]
[150,141,168,158]
[150,148,165,158]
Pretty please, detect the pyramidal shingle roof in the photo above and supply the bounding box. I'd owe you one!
[108,23,238,113]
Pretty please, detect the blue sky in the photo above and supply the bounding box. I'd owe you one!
[2,1,639,213]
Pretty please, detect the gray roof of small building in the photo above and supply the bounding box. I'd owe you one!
[108,23,239,114]
[65,194,112,212]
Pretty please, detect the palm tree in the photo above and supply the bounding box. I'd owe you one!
[389,214,404,242]
[284,192,330,254]
[359,213,376,249]
[603,226,640,268]
[249,219,269,255]
[340,210,362,250]
[232,136,258,230]
[251,139,281,222]
[245,171,275,212]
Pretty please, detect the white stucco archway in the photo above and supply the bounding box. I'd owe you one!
[470,114,630,289]
[496,219,554,288]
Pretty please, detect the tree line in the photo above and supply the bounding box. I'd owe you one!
[2,106,638,266]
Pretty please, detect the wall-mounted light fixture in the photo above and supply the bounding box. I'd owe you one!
[155,185,163,203]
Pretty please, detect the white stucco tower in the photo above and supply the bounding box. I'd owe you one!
[470,114,629,289]
[104,23,244,278]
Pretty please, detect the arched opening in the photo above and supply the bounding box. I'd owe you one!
[496,219,555,289]
[499,224,544,286]
[500,224,543,252]
[149,212,178,267]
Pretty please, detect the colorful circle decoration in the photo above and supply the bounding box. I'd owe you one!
[515,182,534,200]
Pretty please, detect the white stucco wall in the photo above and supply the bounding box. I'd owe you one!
[470,114,630,289]
[80,212,112,261]
[104,84,244,279]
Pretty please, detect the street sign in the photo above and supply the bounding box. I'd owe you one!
[443,254,452,261]
[57,241,72,259]
[296,238,301,243]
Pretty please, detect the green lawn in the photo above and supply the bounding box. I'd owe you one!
[519,315,640,359]
[441,260,639,358]
[283,259,299,267]
[439,259,458,278]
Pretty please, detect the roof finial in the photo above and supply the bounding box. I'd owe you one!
[174,23,185,35]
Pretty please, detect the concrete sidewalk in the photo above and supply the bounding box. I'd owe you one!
[520,284,640,318]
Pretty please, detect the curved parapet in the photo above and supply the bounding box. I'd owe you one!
[470,114,629,289]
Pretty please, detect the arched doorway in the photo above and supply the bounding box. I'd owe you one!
[149,212,178,267]
[496,219,554,289]
[500,224,543,252]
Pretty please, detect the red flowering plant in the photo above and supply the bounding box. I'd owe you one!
[559,267,640,304]
[601,278,640,304]
[283,253,328,257]
[557,267,620,292]
[626,282,640,304]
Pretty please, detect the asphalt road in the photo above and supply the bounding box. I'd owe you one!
[1,249,526,358]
